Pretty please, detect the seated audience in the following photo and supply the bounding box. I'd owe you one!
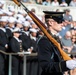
[69,0,76,7]
[51,0,59,6]
[61,31,73,53]
[59,20,71,38]
[63,9,73,23]
[60,0,68,7]
[36,0,42,4]
[42,0,52,6]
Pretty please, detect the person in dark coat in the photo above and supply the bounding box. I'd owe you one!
[19,21,33,52]
[37,11,76,75]
[0,16,8,75]
[9,28,23,75]
[6,17,16,53]
[29,28,38,52]
[6,17,15,41]
[26,28,38,75]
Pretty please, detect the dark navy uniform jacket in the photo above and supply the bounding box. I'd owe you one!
[9,37,20,53]
[38,35,69,75]
[0,29,8,51]
[19,32,32,51]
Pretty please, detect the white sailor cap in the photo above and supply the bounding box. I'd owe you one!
[8,6,15,12]
[0,1,5,5]
[13,28,21,33]
[29,28,37,33]
[18,18,25,23]
[8,17,16,23]
[0,16,8,22]
[18,10,25,14]
[30,21,35,25]
[5,11,13,16]
[16,14,24,19]
[1,9,6,13]
[0,11,3,15]
[25,15,32,21]
[16,19,22,24]
[1,16,9,19]
[23,21,30,27]
[9,8,15,12]
[0,18,7,22]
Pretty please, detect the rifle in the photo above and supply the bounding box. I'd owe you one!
[13,0,71,60]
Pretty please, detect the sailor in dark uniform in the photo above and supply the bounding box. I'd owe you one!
[0,16,8,75]
[6,17,15,41]
[0,1,6,16]
[29,28,38,53]
[15,19,23,32]
[26,28,38,75]
[37,11,76,75]
[19,21,33,52]
[6,17,16,52]
[9,28,23,75]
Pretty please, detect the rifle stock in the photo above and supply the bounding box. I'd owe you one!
[13,0,71,60]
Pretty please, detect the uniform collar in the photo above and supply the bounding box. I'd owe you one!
[13,36,20,42]
[6,27,13,32]
[30,34,36,41]
[0,27,6,32]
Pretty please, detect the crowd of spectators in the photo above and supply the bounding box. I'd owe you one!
[0,0,76,75]
[22,0,76,7]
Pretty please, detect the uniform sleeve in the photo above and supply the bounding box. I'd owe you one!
[0,31,8,47]
[10,39,19,53]
[38,37,69,73]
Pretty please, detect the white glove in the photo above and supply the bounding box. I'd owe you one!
[66,60,76,70]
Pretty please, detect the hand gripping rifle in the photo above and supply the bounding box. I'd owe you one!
[13,0,71,60]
